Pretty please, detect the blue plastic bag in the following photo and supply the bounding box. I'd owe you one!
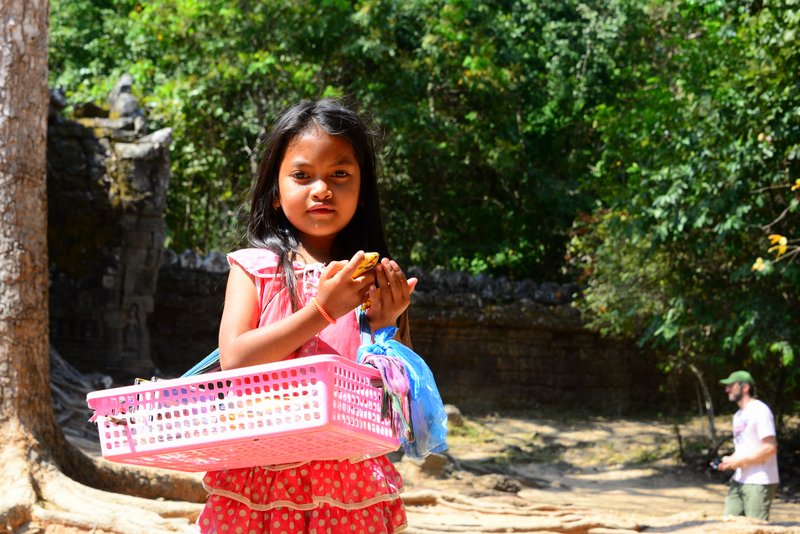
[358,326,448,459]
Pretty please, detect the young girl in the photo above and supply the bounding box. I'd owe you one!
[197,99,416,533]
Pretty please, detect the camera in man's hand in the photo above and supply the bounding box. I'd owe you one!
[710,457,722,470]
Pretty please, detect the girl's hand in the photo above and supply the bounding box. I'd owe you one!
[314,251,376,320]
[365,258,417,331]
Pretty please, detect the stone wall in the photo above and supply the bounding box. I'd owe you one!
[406,269,659,413]
[149,250,229,376]
[148,255,662,413]
[47,84,171,379]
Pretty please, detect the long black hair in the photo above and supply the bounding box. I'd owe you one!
[248,99,390,309]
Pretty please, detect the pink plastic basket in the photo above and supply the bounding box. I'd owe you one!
[86,355,399,472]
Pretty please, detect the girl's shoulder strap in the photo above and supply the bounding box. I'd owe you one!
[227,248,281,278]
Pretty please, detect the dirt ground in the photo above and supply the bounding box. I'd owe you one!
[392,412,800,533]
[63,411,799,533]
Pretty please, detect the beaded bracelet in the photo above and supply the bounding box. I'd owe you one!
[311,297,336,324]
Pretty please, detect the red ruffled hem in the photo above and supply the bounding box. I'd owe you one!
[197,494,407,533]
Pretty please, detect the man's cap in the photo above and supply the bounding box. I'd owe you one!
[719,370,755,385]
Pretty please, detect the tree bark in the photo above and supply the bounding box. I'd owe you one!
[1,3,202,532]
[0,0,52,441]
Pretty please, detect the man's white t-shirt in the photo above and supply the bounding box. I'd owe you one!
[732,398,779,484]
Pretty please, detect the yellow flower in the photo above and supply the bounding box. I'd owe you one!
[768,234,788,257]
[752,257,765,272]
[792,179,800,192]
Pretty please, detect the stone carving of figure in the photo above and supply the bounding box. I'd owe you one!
[108,74,146,133]
[122,302,142,353]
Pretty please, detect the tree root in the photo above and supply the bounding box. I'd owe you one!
[39,469,202,521]
[1,435,38,532]
[1,433,202,534]
[401,489,643,533]
[80,452,208,504]
[50,347,207,504]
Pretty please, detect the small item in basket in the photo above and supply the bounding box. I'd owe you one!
[134,377,159,385]
[105,377,161,426]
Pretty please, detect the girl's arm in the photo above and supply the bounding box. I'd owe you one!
[219,253,375,369]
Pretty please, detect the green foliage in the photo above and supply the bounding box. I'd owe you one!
[49,0,648,279]
[569,0,800,408]
[358,0,651,279]
[49,0,799,406]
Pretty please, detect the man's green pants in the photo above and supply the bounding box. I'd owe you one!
[724,480,778,520]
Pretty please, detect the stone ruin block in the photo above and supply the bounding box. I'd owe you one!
[47,82,170,381]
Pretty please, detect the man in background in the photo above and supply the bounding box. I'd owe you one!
[717,370,779,520]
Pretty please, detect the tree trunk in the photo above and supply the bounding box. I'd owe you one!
[1,3,201,532]
[685,362,717,446]
[0,0,52,444]
[1,1,59,528]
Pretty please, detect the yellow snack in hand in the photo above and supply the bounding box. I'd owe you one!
[352,252,379,278]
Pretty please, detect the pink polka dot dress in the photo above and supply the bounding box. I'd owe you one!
[196,249,407,533]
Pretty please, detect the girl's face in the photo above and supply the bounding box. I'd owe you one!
[275,128,361,259]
